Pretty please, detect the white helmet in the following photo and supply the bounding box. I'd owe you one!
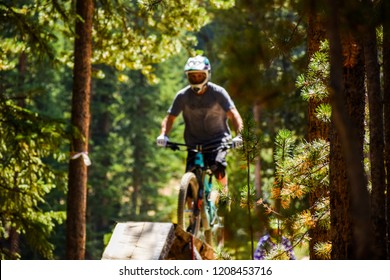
[184,55,211,93]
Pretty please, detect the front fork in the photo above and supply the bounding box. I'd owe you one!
[193,151,217,230]
[194,171,217,231]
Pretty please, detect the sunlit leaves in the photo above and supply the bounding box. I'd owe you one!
[274,130,329,203]
[292,209,315,231]
[2,0,211,83]
[314,242,331,260]
[314,196,330,230]
[239,186,257,209]
[315,103,331,123]
[274,129,295,169]
[0,98,68,259]
[91,0,212,82]
[297,40,330,104]
[271,129,330,258]
[0,39,26,70]
[0,0,73,64]
[210,0,235,9]
[262,244,292,260]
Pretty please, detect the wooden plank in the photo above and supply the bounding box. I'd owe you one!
[101,222,175,260]
[166,225,215,260]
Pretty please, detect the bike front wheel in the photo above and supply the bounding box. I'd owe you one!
[177,172,200,237]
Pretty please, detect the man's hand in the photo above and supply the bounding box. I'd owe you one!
[156,134,169,147]
[232,135,243,149]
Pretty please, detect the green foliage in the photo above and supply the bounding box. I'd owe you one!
[296,40,331,122]
[241,113,262,164]
[275,134,329,208]
[262,244,292,260]
[315,103,332,123]
[255,39,333,260]
[0,97,68,259]
[221,112,264,259]
[296,41,330,100]
[274,129,296,169]
[0,0,73,67]
[313,241,331,260]
[266,129,330,259]
[203,0,306,107]
[92,0,215,83]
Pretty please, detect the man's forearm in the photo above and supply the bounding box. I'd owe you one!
[228,108,243,135]
[161,114,176,135]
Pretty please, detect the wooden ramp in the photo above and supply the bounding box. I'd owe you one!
[102,222,216,260]
[101,222,175,260]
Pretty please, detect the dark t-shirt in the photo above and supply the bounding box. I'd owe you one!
[168,82,235,145]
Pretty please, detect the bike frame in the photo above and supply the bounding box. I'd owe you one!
[167,140,230,234]
[191,149,213,231]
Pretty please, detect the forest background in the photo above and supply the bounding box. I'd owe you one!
[1,0,390,260]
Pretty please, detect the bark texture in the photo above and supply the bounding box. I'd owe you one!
[66,0,93,260]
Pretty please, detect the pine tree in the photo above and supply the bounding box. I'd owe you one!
[66,0,94,260]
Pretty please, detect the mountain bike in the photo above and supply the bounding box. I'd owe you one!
[166,140,232,246]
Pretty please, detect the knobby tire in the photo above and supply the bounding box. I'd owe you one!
[177,172,200,237]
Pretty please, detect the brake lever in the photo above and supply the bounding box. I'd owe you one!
[166,143,180,151]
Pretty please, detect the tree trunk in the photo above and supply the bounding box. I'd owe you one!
[361,0,386,259]
[306,1,330,260]
[326,0,373,259]
[66,0,93,260]
[383,0,390,260]
[330,33,366,259]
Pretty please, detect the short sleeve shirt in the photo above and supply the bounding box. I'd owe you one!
[168,82,235,146]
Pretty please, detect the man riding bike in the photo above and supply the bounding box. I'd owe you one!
[156,55,243,244]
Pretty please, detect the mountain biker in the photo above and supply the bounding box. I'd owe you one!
[156,54,243,203]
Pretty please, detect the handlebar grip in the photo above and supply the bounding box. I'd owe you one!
[166,142,180,151]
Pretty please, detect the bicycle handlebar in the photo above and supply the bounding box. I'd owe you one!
[166,140,232,152]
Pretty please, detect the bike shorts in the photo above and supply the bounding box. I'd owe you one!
[186,149,228,180]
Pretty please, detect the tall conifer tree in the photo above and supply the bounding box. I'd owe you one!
[66,0,93,260]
